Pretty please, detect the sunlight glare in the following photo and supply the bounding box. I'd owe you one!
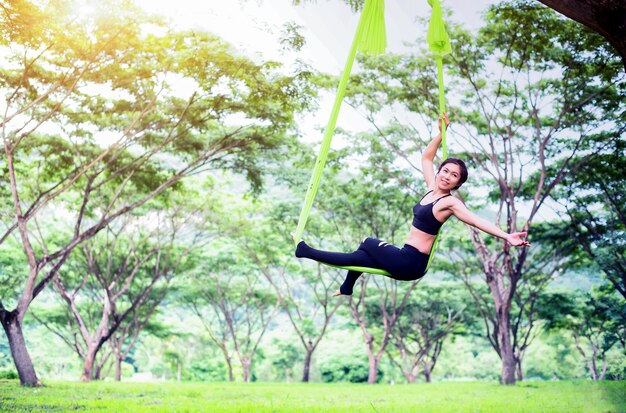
[71,1,98,20]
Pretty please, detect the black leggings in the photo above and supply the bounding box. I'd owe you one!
[295,237,429,295]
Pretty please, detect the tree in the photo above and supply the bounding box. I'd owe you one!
[452,3,622,384]
[449,218,582,381]
[541,286,626,380]
[548,146,626,299]
[108,315,167,381]
[190,299,236,382]
[189,247,280,382]
[347,276,417,384]
[163,350,184,382]
[385,284,468,383]
[240,198,344,383]
[48,206,201,381]
[248,240,342,383]
[0,0,310,385]
[269,339,302,382]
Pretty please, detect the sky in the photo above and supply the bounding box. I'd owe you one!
[133,0,496,73]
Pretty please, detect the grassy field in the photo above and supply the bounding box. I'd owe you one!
[0,380,624,413]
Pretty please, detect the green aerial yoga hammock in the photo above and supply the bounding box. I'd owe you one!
[294,0,451,276]
[425,0,452,270]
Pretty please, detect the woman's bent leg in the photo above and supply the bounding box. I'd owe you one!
[295,241,376,296]
[339,271,362,295]
[357,239,429,281]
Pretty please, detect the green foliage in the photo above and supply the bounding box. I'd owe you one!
[0,369,18,380]
[311,139,417,246]
[539,285,626,379]
[0,0,315,256]
[0,241,29,309]
[280,22,306,52]
[523,334,586,380]
[605,356,626,381]
[379,283,474,381]
[319,355,382,383]
[185,358,227,382]
[545,146,625,297]
[395,282,474,332]
[269,339,303,381]
[434,335,501,381]
[0,343,13,370]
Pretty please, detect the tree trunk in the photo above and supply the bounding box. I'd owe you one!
[81,344,98,382]
[515,358,524,382]
[405,363,419,383]
[388,352,418,383]
[302,348,313,382]
[591,357,599,380]
[217,345,234,382]
[573,334,598,380]
[484,259,518,386]
[225,354,233,382]
[94,363,102,380]
[497,308,516,385]
[423,368,431,383]
[366,348,382,384]
[599,358,607,380]
[1,311,41,386]
[115,355,122,381]
[2,312,40,387]
[242,359,251,382]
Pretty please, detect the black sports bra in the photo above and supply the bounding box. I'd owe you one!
[412,190,451,235]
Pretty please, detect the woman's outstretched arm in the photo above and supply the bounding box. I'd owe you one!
[449,200,530,247]
[421,113,450,189]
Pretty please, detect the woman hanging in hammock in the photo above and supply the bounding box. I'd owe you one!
[293,113,530,296]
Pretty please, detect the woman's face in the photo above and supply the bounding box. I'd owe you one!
[437,163,462,191]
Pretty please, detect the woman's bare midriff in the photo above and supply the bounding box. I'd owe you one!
[406,226,437,255]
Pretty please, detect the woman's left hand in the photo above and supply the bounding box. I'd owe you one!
[438,112,450,131]
[507,232,530,247]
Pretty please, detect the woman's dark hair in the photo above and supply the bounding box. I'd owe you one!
[437,158,468,189]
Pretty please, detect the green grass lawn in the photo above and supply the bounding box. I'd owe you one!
[0,380,624,413]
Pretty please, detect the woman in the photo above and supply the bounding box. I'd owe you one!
[294,113,530,296]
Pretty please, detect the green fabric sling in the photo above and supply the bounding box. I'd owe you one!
[425,0,452,272]
[294,0,451,276]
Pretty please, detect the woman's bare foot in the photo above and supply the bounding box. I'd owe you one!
[331,290,349,297]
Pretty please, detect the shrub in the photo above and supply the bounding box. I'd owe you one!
[319,357,382,383]
[0,369,18,380]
